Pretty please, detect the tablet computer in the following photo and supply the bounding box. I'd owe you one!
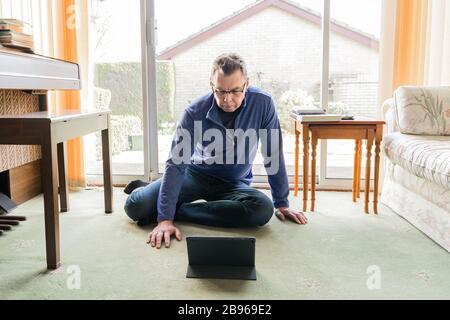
[186,236,256,280]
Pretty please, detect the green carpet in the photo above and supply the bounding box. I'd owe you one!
[0,188,449,300]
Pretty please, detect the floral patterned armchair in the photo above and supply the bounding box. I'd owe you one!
[381,86,450,252]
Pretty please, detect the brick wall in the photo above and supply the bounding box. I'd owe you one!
[160,6,379,122]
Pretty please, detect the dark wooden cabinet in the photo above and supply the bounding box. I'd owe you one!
[0,160,42,205]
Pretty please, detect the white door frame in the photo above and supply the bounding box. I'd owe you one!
[141,0,159,182]
[318,0,373,189]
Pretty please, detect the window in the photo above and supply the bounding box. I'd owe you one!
[325,0,381,181]
[84,0,145,181]
[155,0,323,180]
[1,0,383,188]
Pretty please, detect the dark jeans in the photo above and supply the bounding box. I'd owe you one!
[124,168,274,228]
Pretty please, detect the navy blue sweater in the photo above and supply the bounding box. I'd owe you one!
[157,86,290,221]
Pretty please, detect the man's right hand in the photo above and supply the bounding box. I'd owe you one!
[146,220,182,249]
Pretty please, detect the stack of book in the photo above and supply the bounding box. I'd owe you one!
[291,106,326,115]
[290,107,343,122]
[0,19,34,53]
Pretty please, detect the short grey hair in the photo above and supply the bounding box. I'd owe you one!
[210,53,248,81]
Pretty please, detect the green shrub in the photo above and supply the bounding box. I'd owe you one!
[156,61,175,131]
[278,89,317,134]
[94,61,175,132]
[94,86,112,110]
[94,62,143,118]
[95,115,143,159]
[328,102,350,115]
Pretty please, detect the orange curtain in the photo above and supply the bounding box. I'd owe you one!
[53,0,86,188]
[393,0,429,89]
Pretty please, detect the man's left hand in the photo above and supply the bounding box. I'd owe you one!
[275,207,308,225]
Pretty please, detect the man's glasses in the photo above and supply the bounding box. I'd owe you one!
[211,81,248,98]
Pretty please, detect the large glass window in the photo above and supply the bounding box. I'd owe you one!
[84,0,145,179]
[1,0,383,188]
[155,0,323,177]
[326,0,382,179]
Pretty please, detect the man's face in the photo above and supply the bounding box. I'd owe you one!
[211,70,248,113]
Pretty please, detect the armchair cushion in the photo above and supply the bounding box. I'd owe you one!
[394,86,450,136]
[384,132,450,189]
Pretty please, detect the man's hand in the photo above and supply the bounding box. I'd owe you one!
[146,220,182,249]
[275,207,308,224]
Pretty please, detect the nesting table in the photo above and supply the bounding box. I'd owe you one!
[293,117,385,214]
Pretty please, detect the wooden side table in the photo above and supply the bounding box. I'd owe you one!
[0,110,113,269]
[293,117,385,214]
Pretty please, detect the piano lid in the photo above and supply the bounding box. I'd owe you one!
[0,46,81,91]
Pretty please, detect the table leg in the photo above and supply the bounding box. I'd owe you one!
[356,140,362,199]
[364,131,374,214]
[302,124,309,212]
[374,126,382,214]
[310,134,318,211]
[294,122,299,197]
[41,134,60,269]
[57,142,69,212]
[102,125,113,214]
[352,140,358,202]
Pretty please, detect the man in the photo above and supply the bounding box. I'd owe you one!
[124,53,307,249]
